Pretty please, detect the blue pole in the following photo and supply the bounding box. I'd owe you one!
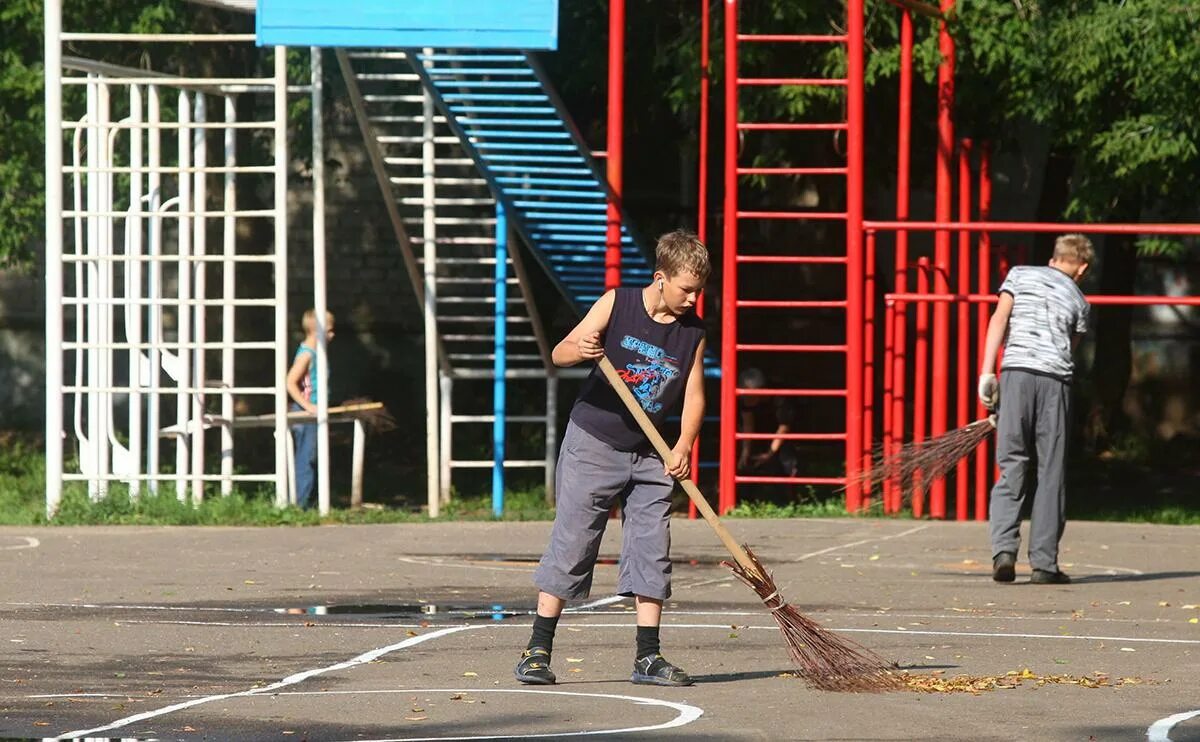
[493,202,507,517]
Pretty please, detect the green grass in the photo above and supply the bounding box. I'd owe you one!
[2,433,1198,525]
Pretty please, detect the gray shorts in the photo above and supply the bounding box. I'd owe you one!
[533,420,675,600]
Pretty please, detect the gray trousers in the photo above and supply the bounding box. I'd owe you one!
[534,420,675,600]
[989,369,1070,572]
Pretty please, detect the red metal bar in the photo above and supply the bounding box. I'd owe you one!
[912,257,930,518]
[737,432,847,440]
[738,476,846,484]
[887,292,1200,307]
[739,388,847,397]
[845,0,865,513]
[719,0,739,515]
[955,139,972,521]
[737,166,848,175]
[864,220,1200,235]
[738,77,848,86]
[737,210,848,220]
[736,255,848,264]
[604,0,625,291]
[738,122,848,131]
[890,7,913,515]
[735,343,846,352]
[929,0,956,520]
[975,141,992,521]
[737,34,847,42]
[882,297,895,511]
[737,300,847,308]
[689,0,712,520]
[862,230,877,510]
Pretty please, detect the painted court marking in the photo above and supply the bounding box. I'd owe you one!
[1148,709,1200,742]
[1,536,39,550]
[287,688,703,741]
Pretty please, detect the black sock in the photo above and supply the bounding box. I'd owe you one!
[527,614,560,652]
[636,625,661,660]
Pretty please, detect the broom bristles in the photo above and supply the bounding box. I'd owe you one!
[854,416,996,500]
[723,546,904,692]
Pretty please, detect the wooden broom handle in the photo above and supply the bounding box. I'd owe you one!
[597,356,759,576]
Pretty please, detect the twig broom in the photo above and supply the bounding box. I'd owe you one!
[598,357,902,692]
[853,415,996,502]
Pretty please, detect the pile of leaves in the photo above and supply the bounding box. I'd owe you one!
[900,668,1150,695]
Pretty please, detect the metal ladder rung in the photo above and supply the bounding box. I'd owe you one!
[419,256,499,264]
[391,177,488,186]
[438,297,525,304]
[399,197,495,206]
[449,353,543,360]
[385,157,476,166]
[444,334,538,342]
[450,415,548,423]
[378,136,463,144]
[403,217,498,226]
[347,51,410,60]
[436,277,520,285]
[438,315,532,323]
[449,460,548,469]
[363,95,426,103]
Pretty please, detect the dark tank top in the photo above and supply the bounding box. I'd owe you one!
[570,287,706,451]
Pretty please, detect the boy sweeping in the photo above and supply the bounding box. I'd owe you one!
[978,234,1093,584]
[515,229,709,687]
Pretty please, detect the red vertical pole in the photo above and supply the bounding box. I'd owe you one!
[930,0,956,519]
[862,230,876,511]
[975,141,992,521]
[994,245,1008,485]
[844,0,866,512]
[719,0,739,515]
[889,8,913,515]
[912,257,930,518]
[882,296,895,511]
[689,0,712,520]
[955,139,972,521]
[604,0,626,291]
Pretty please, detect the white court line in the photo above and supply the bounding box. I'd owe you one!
[289,688,702,741]
[397,556,537,573]
[836,627,1200,645]
[1,536,39,550]
[58,624,479,738]
[1148,709,1200,742]
[793,523,932,561]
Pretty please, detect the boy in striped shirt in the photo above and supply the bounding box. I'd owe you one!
[978,234,1093,584]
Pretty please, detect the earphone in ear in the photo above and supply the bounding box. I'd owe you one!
[658,279,664,290]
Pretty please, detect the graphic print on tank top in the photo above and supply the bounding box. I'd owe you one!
[615,335,681,415]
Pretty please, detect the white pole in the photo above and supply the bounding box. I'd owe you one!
[175,90,193,501]
[439,372,451,506]
[84,78,102,500]
[273,47,289,507]
[191,93,208,503]
[311,46,331,516]
[44,0,65,517]
[351,418,365,509]
[147,85,162,492]
[97,81,112,499]
[127,86,144,497]
[220,94,236,497]
[422,48,439,518]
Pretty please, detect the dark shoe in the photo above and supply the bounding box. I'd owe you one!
[1030,569,1071,584]
[515,647,556,685]
[631,654,694,687]
[992,551,1016,583]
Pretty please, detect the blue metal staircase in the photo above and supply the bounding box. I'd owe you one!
[406,51,654,310]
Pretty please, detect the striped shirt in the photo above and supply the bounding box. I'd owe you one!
[999,265,1089,381]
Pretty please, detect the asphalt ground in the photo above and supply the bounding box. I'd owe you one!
[1,518,1198,741]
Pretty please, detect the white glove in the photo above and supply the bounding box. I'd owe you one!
[977,373,999,409]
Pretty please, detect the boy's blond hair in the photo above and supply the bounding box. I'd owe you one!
[655,229,711,282]
[1053,234,1095,265]
[301,308,335,333]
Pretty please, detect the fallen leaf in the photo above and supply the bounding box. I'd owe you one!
[449,693,465,701]
[405,716,428,722]
[1158,601,1170,607]
[1189,618,1198,624]
[1117,601,1131,606]
[462,671,478,677]
[1182,604,1198,610]
[569,668,582,673]
[565,658,584,663]
[869,554,881,561]
[1119,647,1136,652]
[33,722,49,727]
[244,580,256,585]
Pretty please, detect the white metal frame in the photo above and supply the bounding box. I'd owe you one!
[43,2,293,516]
